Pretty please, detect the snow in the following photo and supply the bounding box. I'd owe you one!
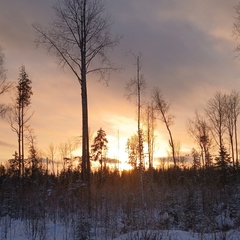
[1,218,240,240]
[114,230,240,240]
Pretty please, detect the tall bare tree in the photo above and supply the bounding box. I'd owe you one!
[126,54,146,170]
[33,0,118,184]
[152,88,176,167]
[126,54,146,206]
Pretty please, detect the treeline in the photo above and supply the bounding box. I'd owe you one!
[1,165,240,239]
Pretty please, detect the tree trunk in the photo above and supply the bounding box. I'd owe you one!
[167,126,176,167]
[18,105,21,177]
[21,104,24,176]
[81,77,90,183]
[80,0,90,184]
[234,119,239,168]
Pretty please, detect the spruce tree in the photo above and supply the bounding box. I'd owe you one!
[215,145,232,186]
[9,66,33,177]
[91,128,108,171]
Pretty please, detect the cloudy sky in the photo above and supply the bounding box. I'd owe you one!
[1,0,240,164]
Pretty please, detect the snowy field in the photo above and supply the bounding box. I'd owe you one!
[1,218,240,240]
[114,230,240,240]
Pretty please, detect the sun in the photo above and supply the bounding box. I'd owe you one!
[118,161,133,171]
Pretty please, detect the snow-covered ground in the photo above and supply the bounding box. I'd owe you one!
[1,218,240,240]
[114,229,240,240]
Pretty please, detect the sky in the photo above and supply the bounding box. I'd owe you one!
[1,0,240,165]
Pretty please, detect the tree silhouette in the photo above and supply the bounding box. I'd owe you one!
[153,88,176,167]
[9,66,32,177]
[91,127,108,172]
[33,0,118,184]
[215,145,232,186]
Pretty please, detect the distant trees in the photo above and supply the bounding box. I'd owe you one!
[9,66,33,177]
[186,90,240,176]
[33,0,119,184]
[205,92,238,176]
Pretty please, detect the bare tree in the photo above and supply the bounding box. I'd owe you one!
[33,0,119,184]
[187,111,212,168]
[205,92,227,153]
[26,127,39,176]
[47,143,57,175]
[232,6,240,167]
[126,54,146,170]
[126,132,143,169]
[0,46,12,117]
[152,88,176,167]
[225,91,240,168]
[233,3,240,55]
[126,54,146,206]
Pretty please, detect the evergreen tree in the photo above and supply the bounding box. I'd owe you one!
[191,148,201,170]
[9,66,32,177]
[18,66,33,177]
[8,151,19,176]
[215,145,232,185]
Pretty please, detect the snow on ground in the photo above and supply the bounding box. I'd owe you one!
[1,218,240,240]
[113,229,240,240]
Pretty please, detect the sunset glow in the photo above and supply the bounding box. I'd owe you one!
[2,1,240,238]
[1,0,240,168]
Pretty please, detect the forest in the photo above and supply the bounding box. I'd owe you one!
[2,0,240,239]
